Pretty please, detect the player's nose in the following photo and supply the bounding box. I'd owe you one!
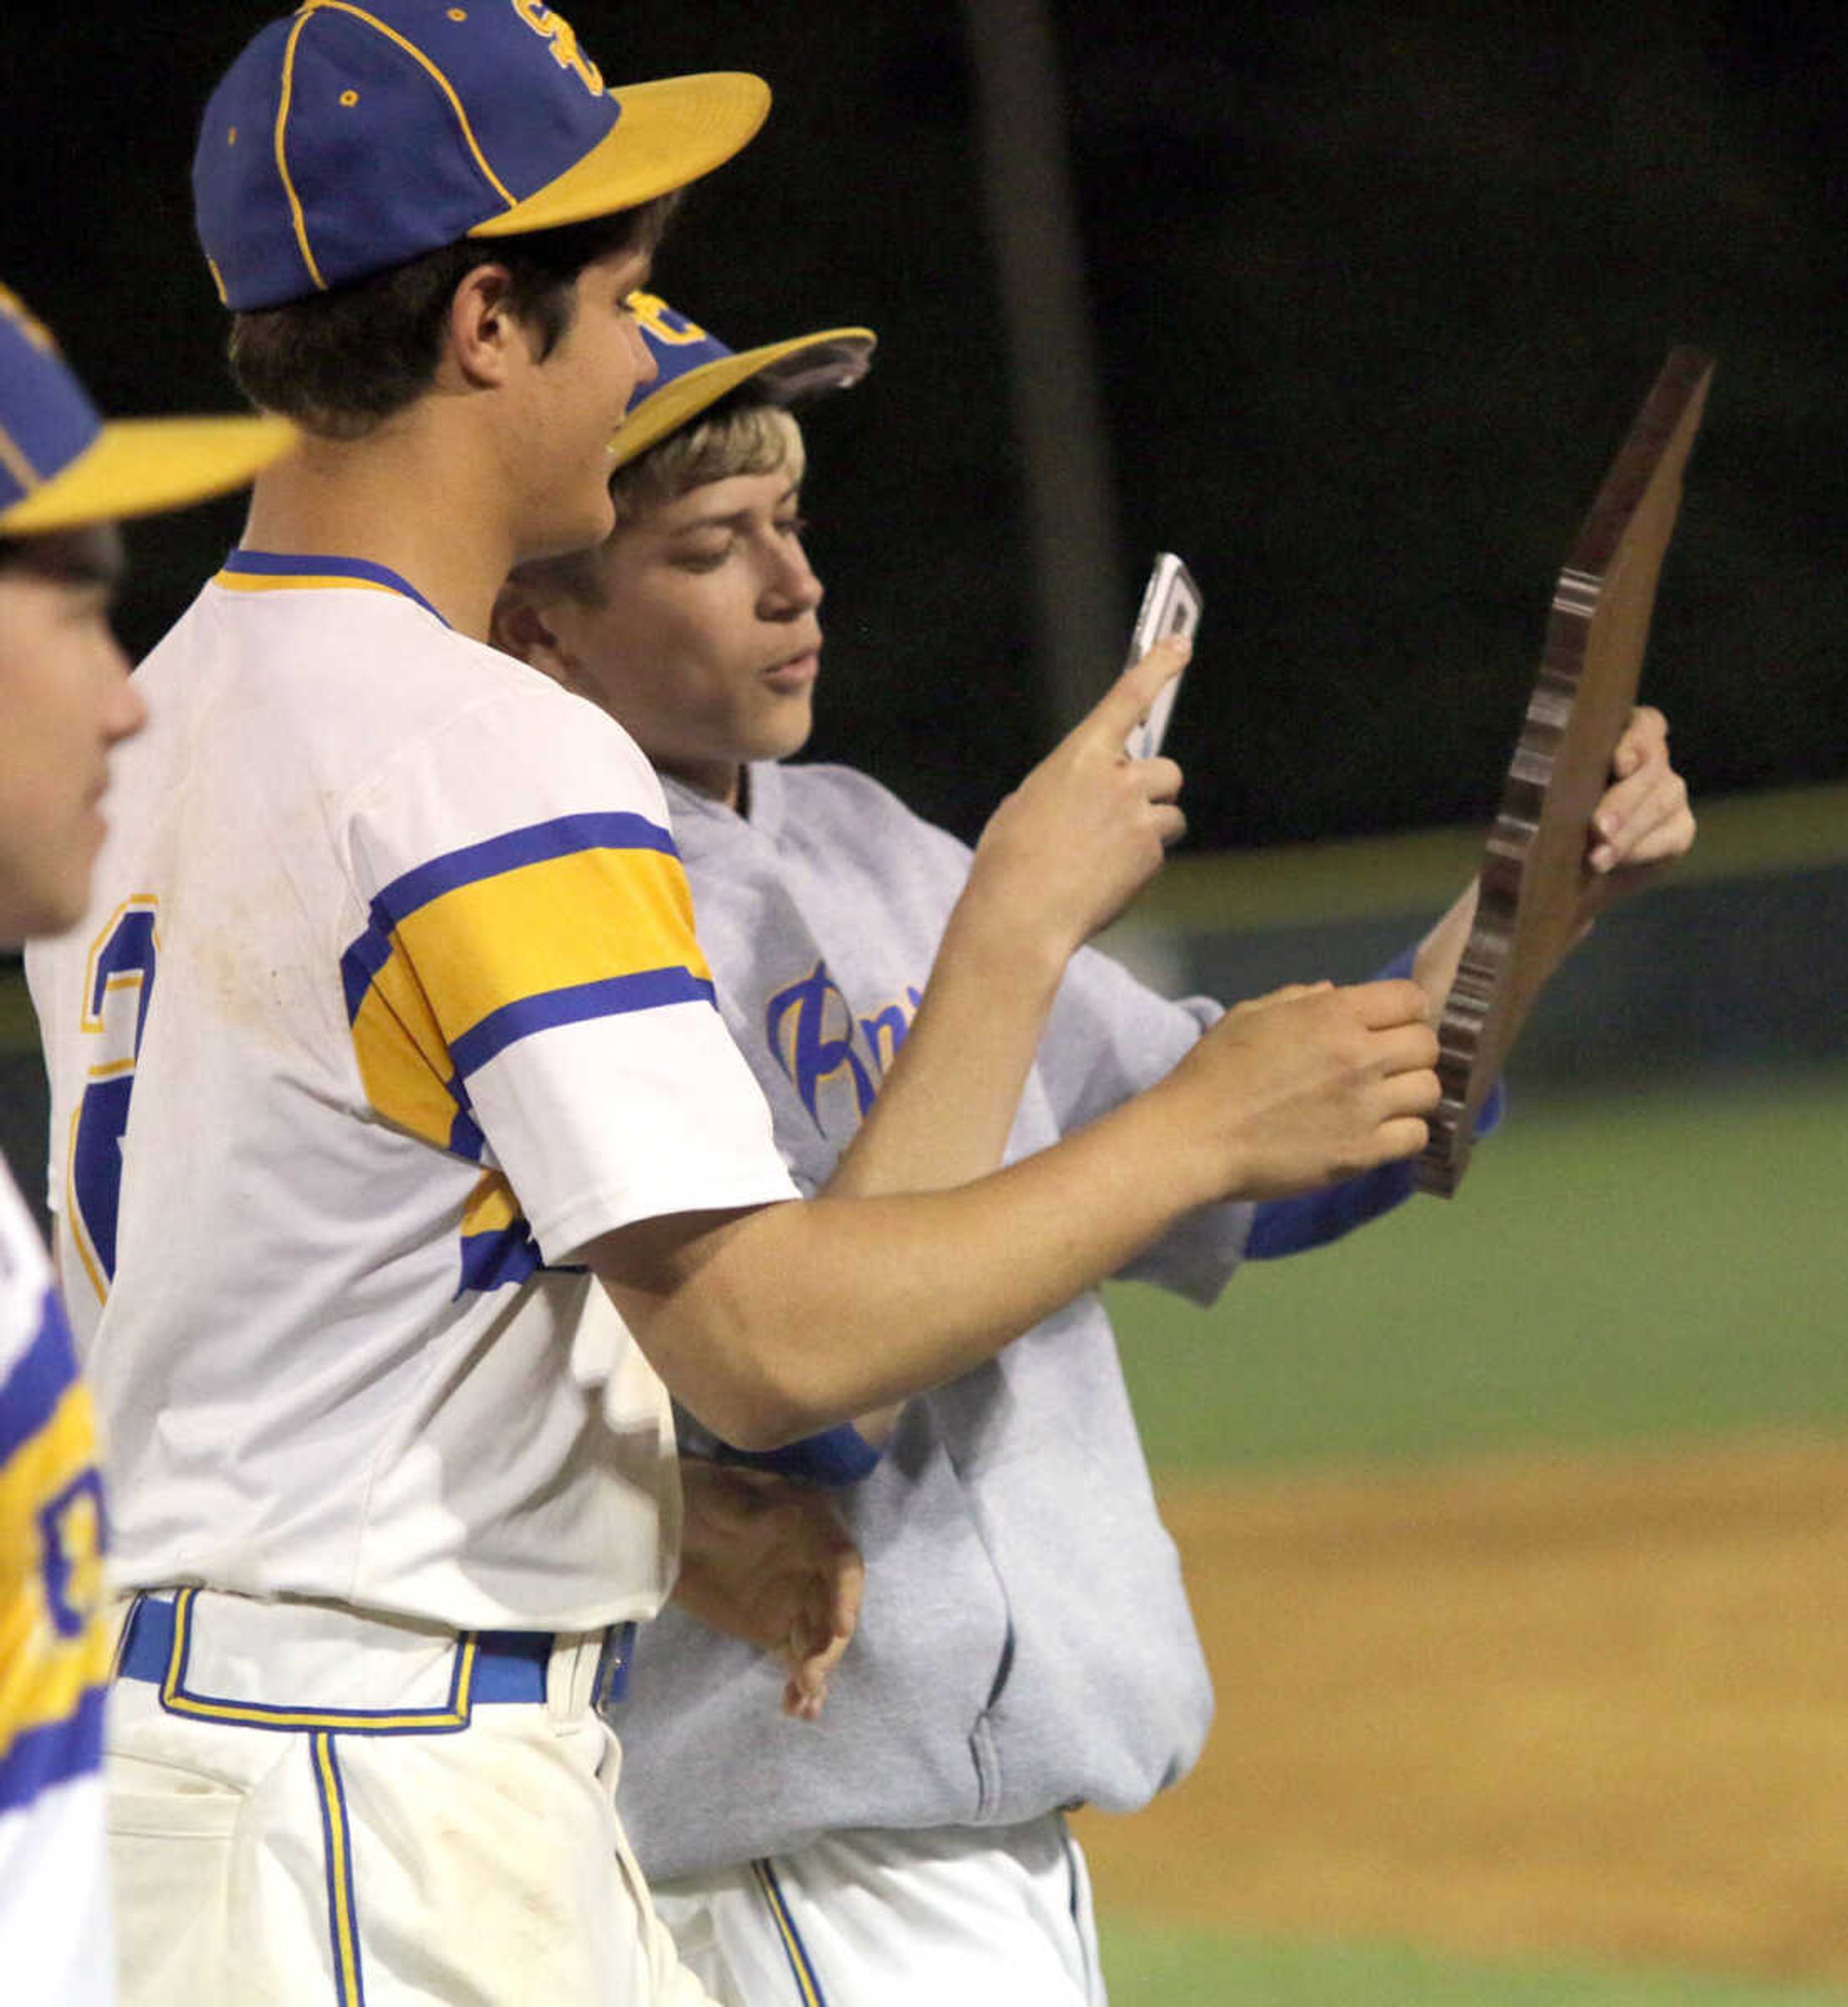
[770,542,822,613]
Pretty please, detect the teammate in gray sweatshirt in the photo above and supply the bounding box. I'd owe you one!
[492,297,1695,2007]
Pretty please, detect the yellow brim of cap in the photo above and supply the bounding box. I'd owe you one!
[0,414,297,536]
[472,73,771,239]
[610,329,877,471]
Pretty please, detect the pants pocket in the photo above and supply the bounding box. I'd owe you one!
[107,1754,244,2007]
[107,1750,245,1840]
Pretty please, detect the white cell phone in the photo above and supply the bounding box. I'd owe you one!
[1121,552,1202,760]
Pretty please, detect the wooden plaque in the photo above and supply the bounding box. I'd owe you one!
[1415,348,1715,1197]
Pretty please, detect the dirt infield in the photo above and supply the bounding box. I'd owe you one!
[1075,1434,1848,1987]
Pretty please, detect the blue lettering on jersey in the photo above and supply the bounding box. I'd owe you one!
[860,989,923,1076]
[766,963,922,1135]
[68,900,159,1296]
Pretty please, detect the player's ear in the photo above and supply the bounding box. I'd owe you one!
[445,262,522,390]
[489,585,577,690]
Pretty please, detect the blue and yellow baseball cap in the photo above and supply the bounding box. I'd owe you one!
[0,283,296,536]
[193,2,770,312]
[613,294,875,469]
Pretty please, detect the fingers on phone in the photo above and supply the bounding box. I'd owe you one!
[1109,635,1189,730]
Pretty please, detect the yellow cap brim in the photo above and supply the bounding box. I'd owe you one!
[611,329,876,470]
[0,414,297,535]
[471,73,771,239]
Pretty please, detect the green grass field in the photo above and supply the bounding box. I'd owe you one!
[1096,1063,1848,2004]
[1107,1066,1847,1475]
[1098,1925,1848,2007]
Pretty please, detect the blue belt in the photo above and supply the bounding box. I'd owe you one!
[116,1592,633,1721]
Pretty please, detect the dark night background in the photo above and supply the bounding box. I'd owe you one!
[2,1,1842,850]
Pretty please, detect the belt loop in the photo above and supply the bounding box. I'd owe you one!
[544,1629,593,1724]
[106,1591,144,1681]
[542,1623,637,1725]
[592,1622,635,1715]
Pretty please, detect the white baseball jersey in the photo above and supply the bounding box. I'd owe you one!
[26,552,798,1634]
[0,1151,113,2005]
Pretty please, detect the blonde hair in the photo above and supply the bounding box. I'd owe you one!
[612,400,806,527]
[513,399,807,606]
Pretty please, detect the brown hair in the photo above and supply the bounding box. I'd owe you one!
[228,198,680,439]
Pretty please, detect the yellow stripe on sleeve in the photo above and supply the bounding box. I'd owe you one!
[351,946,468,1149]
[392,845,709,1050]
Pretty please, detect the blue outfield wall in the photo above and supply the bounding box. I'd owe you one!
[1138,859,1848,1085]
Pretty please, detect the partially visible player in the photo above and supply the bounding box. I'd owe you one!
[0,281,292,2007]
[493,296,1697,2006]
[25,8,1447,2006]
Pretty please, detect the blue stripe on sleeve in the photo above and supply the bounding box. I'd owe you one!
[0,1684,105,1815]
[366,814,678,935]
[449,967,717,1080]
[0,1290,80,1466]
[339,927,395,1024]
[340,814,684,1026]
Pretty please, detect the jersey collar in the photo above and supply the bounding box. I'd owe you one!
[213,549,449,626]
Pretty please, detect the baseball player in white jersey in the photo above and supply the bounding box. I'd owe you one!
[492,298,1697,2004]
[0,281,292,2007]
[27,6,1453,2002]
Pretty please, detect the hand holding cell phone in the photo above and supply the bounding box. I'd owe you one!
[1122,553,1202,760]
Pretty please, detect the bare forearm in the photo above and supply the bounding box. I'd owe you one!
[834,640,1187,1197]
[827,895,1066,1198]
[818,874,1080,1444]
[597,1084,1221,1450]
[593,977,1441,1454]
